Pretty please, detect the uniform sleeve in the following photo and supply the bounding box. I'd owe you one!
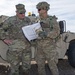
[3,18,11,30]
[47,16,60,39]
[0,18,10,40]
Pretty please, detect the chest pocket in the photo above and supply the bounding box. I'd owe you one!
[8,21,24,39]
[40,17,53,32]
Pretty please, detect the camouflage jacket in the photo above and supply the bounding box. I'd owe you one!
[36,15,60,40]
[0,15,31,42]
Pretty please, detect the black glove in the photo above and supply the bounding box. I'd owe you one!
[40,22,47,28]
[38,31,47,38]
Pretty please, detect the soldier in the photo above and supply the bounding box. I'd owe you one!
[35,1,60,75]
[0,4,31,75]
[28,12,37,24]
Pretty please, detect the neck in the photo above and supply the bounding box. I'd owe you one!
[40,12,48,19]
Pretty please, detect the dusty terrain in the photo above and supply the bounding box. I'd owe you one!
[30,59,75,75]
[0,59,75,75]
[58,59,75,75]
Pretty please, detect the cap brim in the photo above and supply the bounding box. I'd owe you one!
[17,9,26,13]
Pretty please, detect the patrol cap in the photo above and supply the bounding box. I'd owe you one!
[36,1,50,11]
[16,4,26,13]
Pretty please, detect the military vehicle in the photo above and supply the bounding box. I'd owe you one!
[57,20,75,68]
[0,15,10,75]
[0,15,8,25]
[0,15,9,64]
[0,15,75,74]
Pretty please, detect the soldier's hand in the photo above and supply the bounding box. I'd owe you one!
[3,39,12,45]
[38,31,47,39]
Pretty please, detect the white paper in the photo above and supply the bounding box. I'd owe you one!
[22,22,41,41]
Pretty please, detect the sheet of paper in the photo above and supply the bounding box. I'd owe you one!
[22,22,41,41]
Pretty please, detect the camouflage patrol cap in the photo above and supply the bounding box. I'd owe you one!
[36,1,50,11]
[16,4,26,13]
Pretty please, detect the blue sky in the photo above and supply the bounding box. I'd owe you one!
[0,0,75,32]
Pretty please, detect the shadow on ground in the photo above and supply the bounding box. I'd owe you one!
[0,59,75,75]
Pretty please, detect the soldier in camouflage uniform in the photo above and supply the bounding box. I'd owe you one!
[0,4,31,75]
[35,1,60,75]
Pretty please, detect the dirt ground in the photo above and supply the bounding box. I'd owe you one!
[0,59,75,75]
[30,59,75,75]
[58,59,75,75]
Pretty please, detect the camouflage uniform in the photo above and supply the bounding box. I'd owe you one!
[0,4,31,75]
[36,2,60,75]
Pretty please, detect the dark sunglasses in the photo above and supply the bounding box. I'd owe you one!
[19,12,25,14]
[38,8,45,11]
[38,9,42,11]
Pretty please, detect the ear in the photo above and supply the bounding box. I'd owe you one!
[16,11,18,15]
[16,11,17,13]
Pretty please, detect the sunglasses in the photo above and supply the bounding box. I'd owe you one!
[38,8,46,11]
[38,9,42,11]
[19,12,25,14]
